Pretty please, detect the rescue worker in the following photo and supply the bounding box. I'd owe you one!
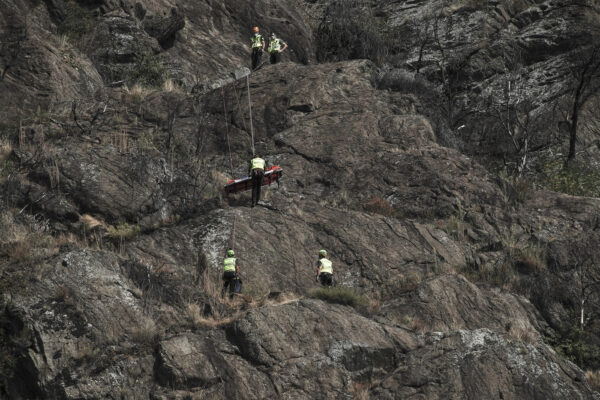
[222,249,240,299]
[249,153,266,207]
[250,26,265,70]
[316,249,333,287]
[267,32,288,64]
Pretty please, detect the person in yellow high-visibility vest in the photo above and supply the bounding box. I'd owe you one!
[316,249,333,287]
[267,32,287,64]
[250,26,265,70]
[249,153,266,207]
[222,249,240,299]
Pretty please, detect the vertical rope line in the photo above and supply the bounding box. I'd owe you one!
[221,85,237,250]
[246,75,255,156]
[221,86,235,176]
[232,82,248,133]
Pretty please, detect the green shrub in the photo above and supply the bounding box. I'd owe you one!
[57,0,93,42]
[309,287,367,308]
[106,222,140,242]
[541,158,600,197]
[551,326,600,368]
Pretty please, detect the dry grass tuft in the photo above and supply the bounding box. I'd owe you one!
[0,139,12,158]
[79,215,105,249]
[130,317,161,347]
[111,129,129,153]
[52,233,79,247]
[309,287,368,308]
[1,211,59,264]
[185,303,236,328]
[362,197,393,217]
[365,295,382,314]
[352,381,372,400]
[162,78,184,93]
[400,315,428,332]
[0,139,15,183]
[200,268,223,300]
[513,245,546,274]
[507,320,538,344]
[264,292,301,307]
[80,214,106,231]
[585,370,600,392]
[124,84,152,103]
[7,241,33,263]
[397,272,422,291]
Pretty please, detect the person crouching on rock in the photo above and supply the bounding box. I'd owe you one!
[267,32,287,64]
[249,153,266,207]
[250,26,265,70]
[222,249,239,299]
[316,249,333,287]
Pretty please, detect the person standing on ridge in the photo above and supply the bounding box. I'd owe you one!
[222,249,240,299]
[250,26,265,70]
[267,32,287,64]
[249,153,266,207]
[316,249,333,287]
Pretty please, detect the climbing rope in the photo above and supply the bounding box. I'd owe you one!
[221,86,237,251]
[231,83,248,134]
[246,75,255,157]
[221,86,235,177]
[220,72,257,251]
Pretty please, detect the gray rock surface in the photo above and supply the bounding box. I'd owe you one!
[373,328,599,400]
[2,0,600,399]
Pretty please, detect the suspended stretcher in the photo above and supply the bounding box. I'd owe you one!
[224,165,283,194]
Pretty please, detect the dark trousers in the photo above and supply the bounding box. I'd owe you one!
[251,48,262,70]
[251,169,264,206]
[269,51,280,64]
[222,271,236,298]
[319,273,333,287]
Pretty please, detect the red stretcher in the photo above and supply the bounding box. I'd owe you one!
[224,165,283,194]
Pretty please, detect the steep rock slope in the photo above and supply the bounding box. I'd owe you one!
[300,0,600,155]
[2,0,600,399]
[0,0,314,124]
[2,58,600,398]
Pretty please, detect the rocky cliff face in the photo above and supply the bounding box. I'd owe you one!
[1,0,600,399]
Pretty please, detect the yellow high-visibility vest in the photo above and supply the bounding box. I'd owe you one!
[268,38,281,53]
[251,34,263,49]
[251,157,265,170]
[319,258,332,274]
[224,257,236,272]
